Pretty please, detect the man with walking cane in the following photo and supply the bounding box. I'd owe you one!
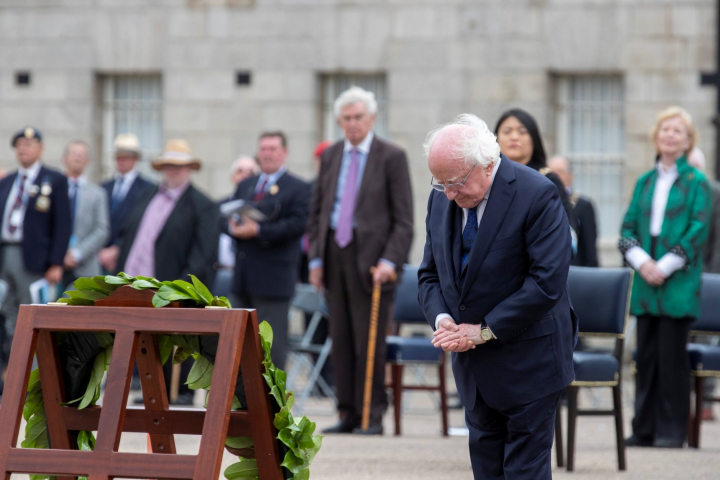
[307,86,414,435]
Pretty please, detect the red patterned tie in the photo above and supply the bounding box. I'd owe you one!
[7,174,26,234]
[253,178,268,202]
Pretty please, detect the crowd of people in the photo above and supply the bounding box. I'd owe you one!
[0,86,718,458]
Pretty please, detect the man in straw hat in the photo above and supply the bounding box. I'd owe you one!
[115,139,218,405]
[98,133,154,273]
[0,126,72,395]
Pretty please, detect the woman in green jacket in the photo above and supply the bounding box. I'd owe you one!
[619,107,712,448]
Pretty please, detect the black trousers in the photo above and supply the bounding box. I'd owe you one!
[231,293,290,371]
[632,315,693,442]
[325,235,391,426]
[466,388,561,480]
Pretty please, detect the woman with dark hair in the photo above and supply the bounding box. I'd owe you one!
[494,109,577,231]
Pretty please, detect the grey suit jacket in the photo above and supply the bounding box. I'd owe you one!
[704,180,720,274]
[71,180,110,278]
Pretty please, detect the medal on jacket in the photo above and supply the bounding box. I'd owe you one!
[28,185,39,198]
[269,185,279,195]
[35,178,52,212]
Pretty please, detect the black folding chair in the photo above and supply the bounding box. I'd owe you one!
[557,266,633,472]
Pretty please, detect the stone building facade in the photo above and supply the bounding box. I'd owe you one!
[0,0,716,264]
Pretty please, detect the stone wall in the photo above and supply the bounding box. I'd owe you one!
[0,0,715,264]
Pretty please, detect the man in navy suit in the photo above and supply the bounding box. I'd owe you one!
[98,134,153,273]
[0,127,72,382]
[418,114,577,479]
[227,131,310,370]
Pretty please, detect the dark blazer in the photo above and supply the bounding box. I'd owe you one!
[418,156,577,409]
[230,170,311,299]
[0,165,72,274]
[115,183,218,286]
[307,136,414,293]
[102,174,154,247]
[570,193,599,267]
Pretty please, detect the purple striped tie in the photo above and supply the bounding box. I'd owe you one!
[334,148,359,248]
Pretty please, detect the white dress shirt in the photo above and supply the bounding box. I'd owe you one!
[624,162,686,277]
[1,161,43,243]
[435,158,501,332]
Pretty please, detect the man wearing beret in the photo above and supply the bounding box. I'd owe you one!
[0,127,72,391]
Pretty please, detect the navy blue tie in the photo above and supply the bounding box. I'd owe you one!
[461,206,478,270]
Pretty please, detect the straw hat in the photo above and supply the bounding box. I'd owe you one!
[113,133,141,157]
[152,139,202,171]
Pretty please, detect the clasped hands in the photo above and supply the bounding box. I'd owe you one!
[229,216,259,240]
[432,317,485,353]
[639,259,666,287]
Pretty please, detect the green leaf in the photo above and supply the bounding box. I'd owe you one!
[173,347,193,365]
[79,351,106,409]
[92,275,118,292]
[232,395,242,410]
[157,335,173,365]
[104,275,132,285]
[277,428,296,450]
[189,275,213,305]
[293,468,310,480]
[225,436,254,450]
[131,279,159,290]
[117,272,137,281]
[155,284,195,302]
[66,289,107,301]
[269,385,284,408]
[152,295,172,308]
[93,332,114,349]
[212,296,232,308]
[186,356,214,390]
[73,278,111,295]
[77,430,95,451]
[259,321,273,351]
[135,276,163,287]
[280,450,305,474]
[59,296,94,306]
[273,407,293,431]
[223,458,259,479]
[170,280,202,302]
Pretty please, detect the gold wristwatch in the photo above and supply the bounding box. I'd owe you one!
[480,326,493,342]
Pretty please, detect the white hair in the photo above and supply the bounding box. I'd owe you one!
[333,86,378,118]
[231,155,259,174]
[423,114,500,168]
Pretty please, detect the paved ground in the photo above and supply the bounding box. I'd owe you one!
[10,366,720,479]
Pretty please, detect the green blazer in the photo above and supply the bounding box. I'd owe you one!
[619,156,711,319]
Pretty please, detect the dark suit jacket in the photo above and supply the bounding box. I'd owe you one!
[0,165,72,274]
[418,156,577,409]
[102,175,154,247]
[115,183,218,286]
[230,170,311,299]
[570,193,599,267]
[307,136,414,293]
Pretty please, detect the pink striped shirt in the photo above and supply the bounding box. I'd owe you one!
[124,182,189,278]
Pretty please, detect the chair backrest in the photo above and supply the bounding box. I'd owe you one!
[393,265,426,325]
[291,283,327,316]
[690,273,720,334]
[567,266,633,336]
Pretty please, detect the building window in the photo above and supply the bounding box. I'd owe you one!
[101,75,163,176]
[320,74,388,141]
[555,75,625,243]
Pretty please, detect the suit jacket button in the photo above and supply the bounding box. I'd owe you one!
[459,304,466,311]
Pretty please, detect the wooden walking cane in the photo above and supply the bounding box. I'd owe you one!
[361,267,397,432]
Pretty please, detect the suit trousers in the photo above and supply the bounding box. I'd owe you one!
[465,388,561,480]
[325,235,391,426]
[0,245,42,365]
[632,314,693,442]
[231,293,289,370]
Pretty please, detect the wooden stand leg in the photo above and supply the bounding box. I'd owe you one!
[0,315,38,480]
[36,331,77,480]
[136,333,176,454]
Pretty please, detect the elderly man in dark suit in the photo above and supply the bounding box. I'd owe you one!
[418,114,577,479]
[0,127,72,390]
[98,134,153,273]
[116,139,218,405]
[226,131,310,370]
[307,86,414,435]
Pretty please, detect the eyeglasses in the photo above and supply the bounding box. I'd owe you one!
[430,163,476,192]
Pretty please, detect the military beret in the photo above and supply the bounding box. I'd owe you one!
[11,127,42,148]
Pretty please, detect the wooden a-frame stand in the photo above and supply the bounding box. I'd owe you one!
[0,286,284,480]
